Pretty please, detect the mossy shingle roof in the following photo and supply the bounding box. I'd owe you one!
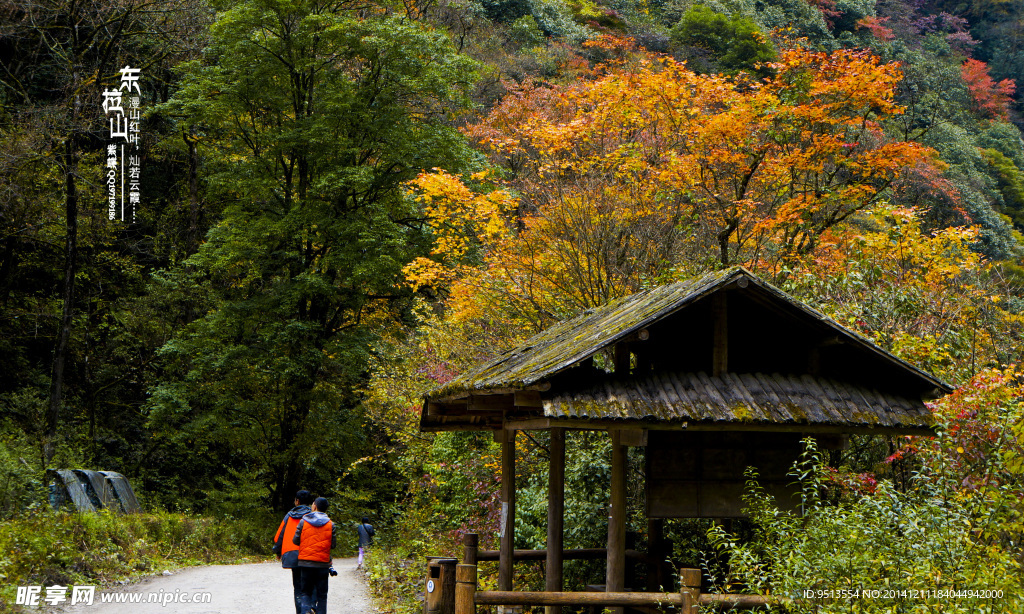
[427,267,948,400]
[421,267,951,433]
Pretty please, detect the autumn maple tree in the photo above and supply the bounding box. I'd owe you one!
[961,58,1017,120]
[408,43,942,329]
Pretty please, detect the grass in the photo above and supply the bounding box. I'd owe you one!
[0,509,271,613]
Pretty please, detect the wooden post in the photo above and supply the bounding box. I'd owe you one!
[680,568,701,614]
[499,429,516,592]
[614,343,630,375]
[455,564,477,614]
[712,293,727,376]
[606,430,626,614]
[440,559,457,614]
[625,531,637,593]
[463,533,478,566]
[545,427,565,614]
[647,518,664,592]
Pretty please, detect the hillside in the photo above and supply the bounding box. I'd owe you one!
[1,0,1023,611]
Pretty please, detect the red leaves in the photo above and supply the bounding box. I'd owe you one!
[961,59,1016,120]
[920,368,1023,492]
[857,16,895,41]
[807,0,842,29]
[825,466,880,496]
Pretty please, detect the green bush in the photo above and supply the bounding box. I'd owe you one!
[982,148,1024,228]
[670,5,775,74]
[509,15,547,47]
[0,440,46,522]
[482,0,533,23]
[0,510,265,612]
[530,0,595,42]
[365,544,428,614]
[708,387,1024,614]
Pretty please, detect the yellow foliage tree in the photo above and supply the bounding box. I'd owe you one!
[792,205,1024,383]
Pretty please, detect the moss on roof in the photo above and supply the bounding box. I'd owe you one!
[426,267,950,403]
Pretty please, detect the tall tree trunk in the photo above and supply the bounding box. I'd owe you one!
[186,128,202,254]
[272,379,317,511]
[279,459,303,513]
[44,138,79,466]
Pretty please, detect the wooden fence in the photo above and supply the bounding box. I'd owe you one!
[423,533,783,614]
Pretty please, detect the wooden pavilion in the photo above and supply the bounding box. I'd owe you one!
[420,267,951,613]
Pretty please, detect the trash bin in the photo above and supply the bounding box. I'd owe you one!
[424,557,457,614]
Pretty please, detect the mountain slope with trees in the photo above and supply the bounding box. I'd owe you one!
[2,0,1024,610]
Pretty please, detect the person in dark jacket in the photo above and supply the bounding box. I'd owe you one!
[293,497,337,614]
[356,517,374,570]
[273,490,316,614]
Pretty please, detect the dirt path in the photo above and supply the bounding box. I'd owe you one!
[59,559,373,614]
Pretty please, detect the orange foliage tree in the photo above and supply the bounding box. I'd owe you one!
[409,45,943,330]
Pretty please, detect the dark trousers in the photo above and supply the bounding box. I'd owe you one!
[291,568,319,614]
[298,567,329,614]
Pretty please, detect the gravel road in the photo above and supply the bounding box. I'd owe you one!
[59,559,373,614]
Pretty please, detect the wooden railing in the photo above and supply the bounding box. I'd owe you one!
[455,563,780,613]
[423,533,782,614]
[474,548,649,562]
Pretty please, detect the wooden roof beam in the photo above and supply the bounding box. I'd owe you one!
[502,417,934,435]
[712,293,727,377]
[468,394,515,411]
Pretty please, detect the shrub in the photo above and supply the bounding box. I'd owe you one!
[0,441,46,522]
[509,15,547,46]
[670,5,775,74]
[708,371,1024,612]
[0,510,264,612]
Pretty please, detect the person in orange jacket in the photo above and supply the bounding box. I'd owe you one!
[293,497,338,614]
[273,490,316,614]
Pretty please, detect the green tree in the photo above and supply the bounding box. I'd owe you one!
[983,148,1024,229]
[0,0,199,468]
[670,5,775,74]
[149,0,479,511]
